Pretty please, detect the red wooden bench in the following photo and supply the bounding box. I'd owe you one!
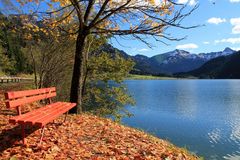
[4,87,76,145]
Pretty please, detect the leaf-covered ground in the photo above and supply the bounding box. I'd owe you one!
[0,85,199,160]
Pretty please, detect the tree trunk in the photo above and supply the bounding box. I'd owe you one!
[69,33,87,114]
[30,45,38,89]
[81,36,93,111]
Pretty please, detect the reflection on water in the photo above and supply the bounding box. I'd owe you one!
[122,80,240,160]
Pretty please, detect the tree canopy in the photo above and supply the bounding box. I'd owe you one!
[1,0,197,43]
[0,0,197,113]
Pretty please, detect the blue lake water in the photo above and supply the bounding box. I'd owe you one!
[122,80,240,160]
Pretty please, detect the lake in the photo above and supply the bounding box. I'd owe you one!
[122,80,240,160]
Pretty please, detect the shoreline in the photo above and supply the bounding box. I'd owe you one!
[0,85,199,160]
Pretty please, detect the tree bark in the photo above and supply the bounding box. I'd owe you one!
[29,45,38,89]
[81,36,93,111]
[69,33,87,114]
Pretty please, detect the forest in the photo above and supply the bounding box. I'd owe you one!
[0,12,135,121]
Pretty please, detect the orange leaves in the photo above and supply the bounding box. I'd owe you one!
[0,113,198,159]
[16,0,38,6]
[47,2,53,9]
[48,0,71,8]
[13,0,76,42]
[0,88,198,160]
[147,0,156,5]
[13,0,177,41]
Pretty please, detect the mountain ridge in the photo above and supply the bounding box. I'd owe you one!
[175,51,240,79]
[99,44,236,75]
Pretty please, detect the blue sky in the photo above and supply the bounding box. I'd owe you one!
[111,0,240,57]
[1,0,239,57]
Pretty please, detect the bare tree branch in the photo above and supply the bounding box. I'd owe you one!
[89,0,111,28]
[84,0,95,23]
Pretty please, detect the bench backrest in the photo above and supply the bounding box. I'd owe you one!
[5,87,56,111]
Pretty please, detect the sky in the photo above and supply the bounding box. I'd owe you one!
[111,0,240,57]
[1,0,239,57]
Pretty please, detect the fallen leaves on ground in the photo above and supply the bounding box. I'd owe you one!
[0,87,198,160]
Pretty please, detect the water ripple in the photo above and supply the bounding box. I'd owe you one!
[208,128,221,145]
[223,151,240,160]
[123,80,240,159]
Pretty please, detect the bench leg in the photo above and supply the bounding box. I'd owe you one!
[21,124,26,145]
[64,111,69,123]
[39,126,45,145]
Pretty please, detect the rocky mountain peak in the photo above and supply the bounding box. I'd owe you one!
[167,49,190,57]
[223,47,235,54]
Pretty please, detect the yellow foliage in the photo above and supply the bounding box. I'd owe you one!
[13,0,177,42]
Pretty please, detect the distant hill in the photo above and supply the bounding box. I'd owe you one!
[93,44,159,75]
[176,51,240,79]
[150,49,206,74]
[96,44,236,75]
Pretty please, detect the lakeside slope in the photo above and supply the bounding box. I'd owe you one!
[127,74,176,80]
[0,85,198,160]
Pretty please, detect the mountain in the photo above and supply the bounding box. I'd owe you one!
[95,44,130,59]
[176,51,240,79]
[149,48,236,74]
[96,44,236,75]
[150,49,206,74]
[198,47,235,60]
[130,54,158,75]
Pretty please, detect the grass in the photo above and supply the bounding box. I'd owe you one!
[0,71,6,77]
[0,72,35,91]
[0,71,35,78]
[0,81,35,92]
[126,74,177,80]
[15,73,35,78]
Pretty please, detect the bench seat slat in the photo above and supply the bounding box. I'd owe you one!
[10,102,76,127]
[35,103,76,127]
[9,102,61,124]
[25,102,69,125]
[35,103,74,124]
[17,102,64,124]
[5,87,76,145]
[34,103,72,125]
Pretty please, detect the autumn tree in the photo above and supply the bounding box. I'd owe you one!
[0,44,15,74]
[84,52,135,121]
[0,14,30,74]
[21,36,75,89]
[0,0,197,113]
[21,32,135,120]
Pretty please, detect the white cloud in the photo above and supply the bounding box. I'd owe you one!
[232,25,240,34]
[177,0,197,6]
[230,18,240,34]
[232,47,240,51]
[207,17,226,25]
[215,37,240,44]
[176,43,198,49]
[130,0,166,6]
[154,0,161,6]
[138,48,149,52]
[203,41,210,44]
[229,0,240,3]
[230,18,240,25]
